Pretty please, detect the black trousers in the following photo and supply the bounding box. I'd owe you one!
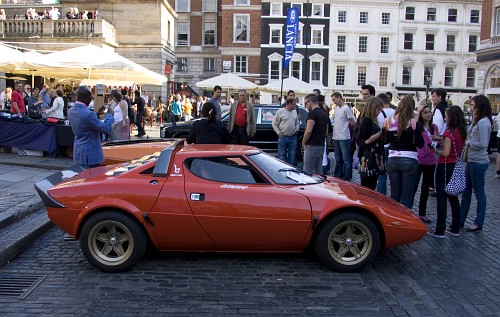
[435,163,461,234]
[416,164,436,216]
[361,175,378,190]
[136,111,145,135]
[231,127,249,145]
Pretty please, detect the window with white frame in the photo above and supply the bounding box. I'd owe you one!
[425,34,435,50]
[402,66,412,85]
[470,10,480,23]
[234,15,249,42]
[448,8,458,22]
[468,35,478,52]
[202,0,216,12]
[444,67,454,87]
[290,61,301,79]
[291,3,302,16]
[269,60,281,80]
[380,37,389,54]
[270,3,282,16]
[379,67,388,87]
[336,65,345,86]
[359,36,367,53]
[357,66,367,86]
[311,26,323,45]
[270,26,282,45]
[446,35,455,52]
[311,61,321,81]
[496,8,500,36]
[296,25,303,45]
[176,0,189,12]
[312,4,323,17]
[427,8,436,21]
[178,58,188,71]
[204,22,215,45]
[381,12,390,25]
[177,22,188,46]
[423,67,433,85]
[359,11,368,24]
[337,35,346,52]
[235,0,249,5]
[338,10,347,23]
[405,7,415,20]
[466,68,475,87]
[204,58,215,72]
[404,33,413,49]
[235,56,248,73]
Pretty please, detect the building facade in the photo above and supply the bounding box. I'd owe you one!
[260,0,330,99]
[328,0,399,106]
[396,0,482,109]
[476,0,500,114]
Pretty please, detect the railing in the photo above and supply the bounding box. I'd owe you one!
[0,19,115,41]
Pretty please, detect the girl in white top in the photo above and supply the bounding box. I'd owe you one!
[44,89,65,119]
[110,90,130,141]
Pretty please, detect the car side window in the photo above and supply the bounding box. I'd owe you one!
[186,157,268,184]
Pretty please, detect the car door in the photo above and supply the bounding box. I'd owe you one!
[184,156,312,251]
[251,106,280,151]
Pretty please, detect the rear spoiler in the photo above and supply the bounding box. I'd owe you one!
[103,138,173,147]
[34,164,86,208]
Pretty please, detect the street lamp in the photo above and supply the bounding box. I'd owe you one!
[425,75,432,100]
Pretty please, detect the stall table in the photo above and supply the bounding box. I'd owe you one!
[0,121,58,157]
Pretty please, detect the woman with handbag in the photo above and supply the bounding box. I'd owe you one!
[460,95,493,233]
[383,95,424,209]
[428,106,466,238]
[415,104,439,223]
[357,97,384,189]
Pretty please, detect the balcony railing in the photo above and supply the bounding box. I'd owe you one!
[0,19,115,41]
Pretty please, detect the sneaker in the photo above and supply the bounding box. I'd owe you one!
[446,228,460,237]
[426,231,445,238]
[419,216,432,223]
[495,172,500,179]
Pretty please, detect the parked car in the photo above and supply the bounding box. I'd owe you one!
[35,141,427,273]
[160,104,311,159]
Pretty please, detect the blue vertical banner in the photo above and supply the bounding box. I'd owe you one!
[283,7,299,70]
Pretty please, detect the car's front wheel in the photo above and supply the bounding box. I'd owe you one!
[315,212,380,273]
[80,211,147,273]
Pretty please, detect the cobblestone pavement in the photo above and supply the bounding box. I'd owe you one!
[0,161,498,316]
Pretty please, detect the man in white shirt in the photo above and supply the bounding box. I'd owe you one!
[272,98,299,165]
[429,88,448,135]
[331,92,356,181]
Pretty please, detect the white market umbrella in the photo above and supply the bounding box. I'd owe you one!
[0,43,25,72]
[43,44,167,85]
[195,72,258,90]
[261,77,326,95]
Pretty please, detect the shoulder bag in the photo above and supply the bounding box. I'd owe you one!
[444,132,466,196]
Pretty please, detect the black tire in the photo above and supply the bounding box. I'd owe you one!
[315,212,380,273]
[80,211,147,273]
[296,136,304,162]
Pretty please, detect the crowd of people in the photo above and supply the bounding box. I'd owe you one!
[2,80,498,237]
[0,6,100,20]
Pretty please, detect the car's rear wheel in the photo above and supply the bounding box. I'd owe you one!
[315,212,380,272]
[296,136,304,161]
[80,211,147,273]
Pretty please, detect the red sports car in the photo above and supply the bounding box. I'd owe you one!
[35,141,427,273]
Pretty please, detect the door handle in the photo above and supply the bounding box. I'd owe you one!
[190,193,205,201]
[150,180,159,185]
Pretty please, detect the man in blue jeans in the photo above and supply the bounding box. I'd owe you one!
[272,98,299,165]
[331,92,356,180]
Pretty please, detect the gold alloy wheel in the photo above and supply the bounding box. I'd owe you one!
[327,220,373,266]
[88,220,135,266]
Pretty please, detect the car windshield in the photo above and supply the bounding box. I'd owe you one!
[247,152,323,185]
[105,152,161,176]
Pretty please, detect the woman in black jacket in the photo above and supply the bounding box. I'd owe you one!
[186,102,231,144]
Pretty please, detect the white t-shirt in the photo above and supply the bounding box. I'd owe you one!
[433,108,447,135]
[332,104,355,140]
[377,107,396,128]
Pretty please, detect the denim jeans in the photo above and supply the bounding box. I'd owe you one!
[303,145,324,174]
[278,135,297,165]
[333,139,352,181]
[386,156,419,209]
[460,162,489,228]
[376,147,389,194]
[435,163,461,234]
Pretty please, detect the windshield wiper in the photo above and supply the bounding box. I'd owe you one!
[278,167,313,176]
